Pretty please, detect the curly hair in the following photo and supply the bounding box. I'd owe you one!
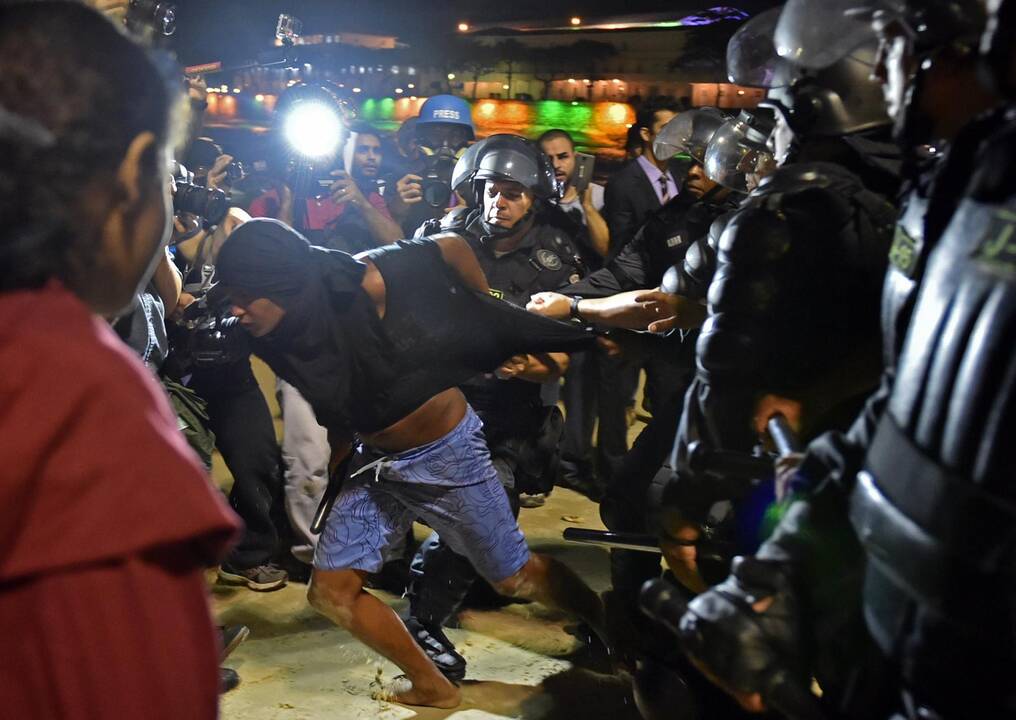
[0,2,178,293]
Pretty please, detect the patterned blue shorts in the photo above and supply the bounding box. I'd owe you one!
[314,406,530,583]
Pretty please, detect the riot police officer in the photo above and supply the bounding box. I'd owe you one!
[665,5,898,549]
[669,3,1016,719]
[404,135,588,681]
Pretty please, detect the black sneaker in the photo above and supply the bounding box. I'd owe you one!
[218,563,288,592]
[219,625,250,661]
[404,617,467,682]
[220,667,240,694]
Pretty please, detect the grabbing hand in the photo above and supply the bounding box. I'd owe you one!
[527,291,572,320]
[634,290,706,333]
[494,355,529,380]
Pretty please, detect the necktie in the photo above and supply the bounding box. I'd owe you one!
[658,174,671,205]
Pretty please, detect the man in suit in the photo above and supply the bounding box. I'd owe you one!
[604,99,687,257]
[575,99,685,490]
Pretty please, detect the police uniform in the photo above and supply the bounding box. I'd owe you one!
[406,207,587,668]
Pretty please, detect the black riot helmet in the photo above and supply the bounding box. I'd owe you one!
[450,134,561,237]
[728,7,889,139]
[653,107,728,163]
[981,0,1016,98]
[774,0,987,145]
[473,135,560,199]
[450,133,560,209]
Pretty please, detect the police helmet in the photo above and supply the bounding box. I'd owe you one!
[728,8,889,137]
[653,107,728,164]
[468,134,561,202]
[703,110,776,192]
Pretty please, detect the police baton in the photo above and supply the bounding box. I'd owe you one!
[310,454,352,535]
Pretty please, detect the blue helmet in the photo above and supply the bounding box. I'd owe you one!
[417,94,475,139]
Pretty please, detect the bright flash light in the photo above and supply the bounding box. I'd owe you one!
[571,16,581,25]
[458,22,469,32]
[283,102,343,159]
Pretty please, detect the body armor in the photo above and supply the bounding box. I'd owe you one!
[850,109,1016,718]
[678,162,895,471]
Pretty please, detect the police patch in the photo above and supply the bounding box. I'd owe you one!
[536,249,562,270]
[975,208,1016,274]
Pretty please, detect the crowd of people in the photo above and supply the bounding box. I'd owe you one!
[2,0,1014,718]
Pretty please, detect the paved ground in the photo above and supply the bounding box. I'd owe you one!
[213,488,646,720]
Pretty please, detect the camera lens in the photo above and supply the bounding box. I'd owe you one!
[173,182,230,227]
[422,180,452,208]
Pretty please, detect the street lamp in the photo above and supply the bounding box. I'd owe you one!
[457,22,469,32]
[570,16,581,26]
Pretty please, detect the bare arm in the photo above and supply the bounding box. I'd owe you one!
[433,233,490,294]
[495,351,570,382]
[150,248,182,316]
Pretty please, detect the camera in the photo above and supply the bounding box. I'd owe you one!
[172,162,230,229]
[420,150,458,208]
[126,0,176,36]
[168,291,249,371]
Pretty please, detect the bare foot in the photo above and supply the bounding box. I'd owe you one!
[375,675,462,709]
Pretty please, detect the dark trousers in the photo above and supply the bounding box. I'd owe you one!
[190,359,284,570]
[602,352,693,619]
[560,351,637,486]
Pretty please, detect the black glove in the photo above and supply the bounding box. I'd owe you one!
[678,555,824,719]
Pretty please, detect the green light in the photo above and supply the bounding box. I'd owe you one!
[379,97,395,119]
[571,100,578,106]
[360,98,377,120]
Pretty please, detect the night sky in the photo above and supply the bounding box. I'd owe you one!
[170,0,780,65]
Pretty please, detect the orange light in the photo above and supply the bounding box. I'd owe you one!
[570,16,581,25]
[458,22,469,32]
[479,101,497,118]
[568,78,576,84]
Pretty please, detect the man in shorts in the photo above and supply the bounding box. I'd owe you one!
[216,218,603,708]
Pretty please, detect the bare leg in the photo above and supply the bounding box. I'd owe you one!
[493,553,606,639]
[308,568,461,708]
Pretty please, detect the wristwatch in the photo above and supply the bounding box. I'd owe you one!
[569,295,585,322]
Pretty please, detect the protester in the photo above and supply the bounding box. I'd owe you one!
[217,219,604,708]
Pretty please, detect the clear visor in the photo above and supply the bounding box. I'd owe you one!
[774,0,886,70]
[653,107,727,163]
[703,119,775,193]
[727,8,798,87]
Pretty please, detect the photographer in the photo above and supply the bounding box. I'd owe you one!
[167,175,289,592]
[250,124,402,253]
[0,4,239,717]
[387,95,475,236]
